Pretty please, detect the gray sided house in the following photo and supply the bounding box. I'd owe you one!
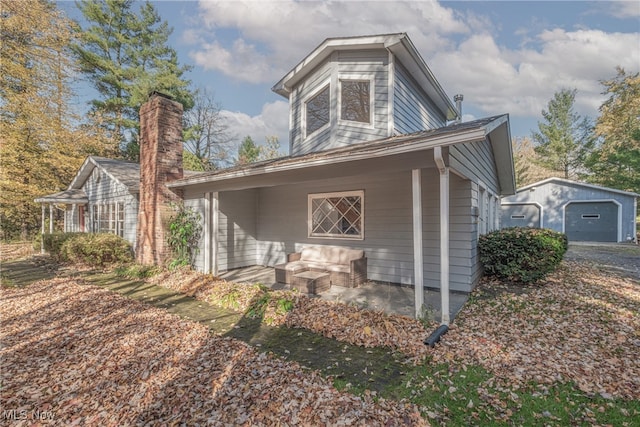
[501,177,639,243]
[35,156,140,246]
[168,33,517,319]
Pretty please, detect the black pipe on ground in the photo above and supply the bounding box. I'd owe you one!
[424,324,449,348]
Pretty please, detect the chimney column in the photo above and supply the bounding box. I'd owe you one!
[136,93,184,266]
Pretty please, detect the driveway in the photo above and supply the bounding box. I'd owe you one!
[565,242,640,280]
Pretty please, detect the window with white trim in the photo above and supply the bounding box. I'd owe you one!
[305,84,330,137]
[340,79,371,124]
[92,203,124,237]
[308,191,364,239]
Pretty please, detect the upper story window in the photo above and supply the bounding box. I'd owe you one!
[305,84,330,136]
[340,79,371,124]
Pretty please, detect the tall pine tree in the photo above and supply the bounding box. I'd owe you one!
[532,89,594,179]
[73,0,193,159]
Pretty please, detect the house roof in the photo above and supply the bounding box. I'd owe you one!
[69,156,141,193]
[516,177,639,198]
[271,33,458,121]
[169,114,516,195]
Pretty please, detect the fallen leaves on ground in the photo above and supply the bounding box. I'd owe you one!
[149,267,434,360]
[432,261,640,400]
[0,278,427,426]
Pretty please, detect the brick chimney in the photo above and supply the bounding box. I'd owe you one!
[136,92,183,266]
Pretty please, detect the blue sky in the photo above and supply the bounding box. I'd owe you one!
[60,1,640,152]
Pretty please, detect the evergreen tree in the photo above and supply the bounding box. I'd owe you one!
[237,136,260,165]
[532,89,594,179]
[73,0,193,159]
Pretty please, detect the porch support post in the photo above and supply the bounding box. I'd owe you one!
[211,192,219,276]
[434,147,450,325]
[412,168,424,319]
[49,204,54,234]
[204,194,211,274]
[41,204,45,254]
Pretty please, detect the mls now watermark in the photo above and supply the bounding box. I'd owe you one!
[2,409,55,421]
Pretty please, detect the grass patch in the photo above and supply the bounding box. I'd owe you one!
[347,361,640,426]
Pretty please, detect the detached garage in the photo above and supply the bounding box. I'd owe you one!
[501,178,638,243]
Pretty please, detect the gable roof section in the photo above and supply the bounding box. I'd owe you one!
[272,33,458,121]
[169,114,516,195]
[517,177,639,198]
[35,156,140,204]
[69,156,141,193]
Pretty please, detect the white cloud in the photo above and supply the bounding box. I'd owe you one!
[189,0,468,83]
[430,29,639,119]
[221,100,290,152]
[607,1,640,18]
[186,0,639,136]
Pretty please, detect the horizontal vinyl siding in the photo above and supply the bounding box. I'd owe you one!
[393,62,446,134]
[218,190,257,270]
[83,168,138,246]
[449,140,499,194]
[290,50,390,156]
[290,61,333,155]
[253,168,475,292]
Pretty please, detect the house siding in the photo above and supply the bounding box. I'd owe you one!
[501,180,637,242]
[393,62,446,134]
[290,49,390,155]
[83,168,138,246]
[254,169,476,292]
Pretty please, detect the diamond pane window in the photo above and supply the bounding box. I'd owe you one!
[308,191,364,239]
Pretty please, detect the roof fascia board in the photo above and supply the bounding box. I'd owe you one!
[34,197,88,204]
[168,126,488,189]
[68,156,97,190]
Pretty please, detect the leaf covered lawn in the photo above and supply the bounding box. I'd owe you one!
[0,278,425,426]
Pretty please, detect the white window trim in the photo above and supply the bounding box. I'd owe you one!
[302,81,331,139]
[338,74,375,129]
[308,190,365,240]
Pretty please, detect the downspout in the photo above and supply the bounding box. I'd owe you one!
[424,146,450,347]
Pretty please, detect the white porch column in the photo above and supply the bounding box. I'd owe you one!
[211,192,219,276]
[204,194,211,273]
[434,147,451,325]
[41,204,45,254]
[412,168,424,318]
[49,204,54,234]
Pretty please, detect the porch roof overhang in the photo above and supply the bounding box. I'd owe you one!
[168,114,515,195]
[34,189,88,204]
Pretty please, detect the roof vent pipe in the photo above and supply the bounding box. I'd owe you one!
[454,94,464,123]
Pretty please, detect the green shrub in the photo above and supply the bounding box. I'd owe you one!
[42,232,82,261]
[479,227,568,284]
[167,204,202,270]
[60,233,133,267]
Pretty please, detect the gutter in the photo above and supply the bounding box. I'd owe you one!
[425,146,451,347]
